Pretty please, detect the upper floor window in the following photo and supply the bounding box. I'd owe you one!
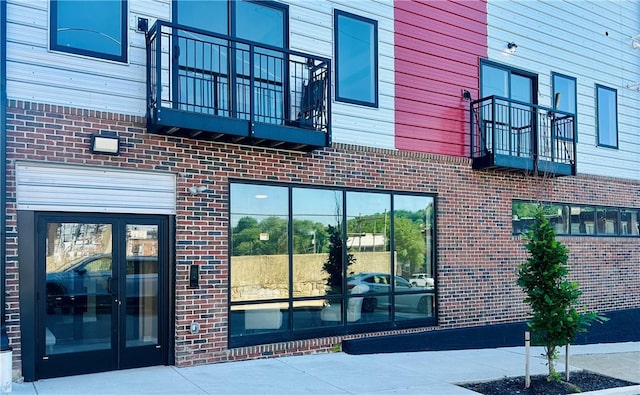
[596,84,618,148]
[50,0,127,62]
[552,73,577,141]
[334,10,378,107]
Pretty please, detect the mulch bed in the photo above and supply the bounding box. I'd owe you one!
[459,371,638,395]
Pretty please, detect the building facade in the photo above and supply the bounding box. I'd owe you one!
[1,0,638,381]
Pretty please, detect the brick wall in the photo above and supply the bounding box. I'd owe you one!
[5,101,640,371]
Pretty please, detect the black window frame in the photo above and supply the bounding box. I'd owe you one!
[480,59,539,103]
[512,200,640,237]
[228,179,438,348]
[334,9,379,108]
[595,84,618,149]
[551,72,577,142]
[49,0,128,63]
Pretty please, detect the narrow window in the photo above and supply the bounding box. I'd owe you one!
[596,84,618,148]
[334,10,378,107]
[50,0,127,62]
[552,73,577,141]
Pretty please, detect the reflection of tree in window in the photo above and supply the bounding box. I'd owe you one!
[231,216,288,255]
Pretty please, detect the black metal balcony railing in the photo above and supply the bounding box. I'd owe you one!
[146,21,331,151]
[470,96,576,176]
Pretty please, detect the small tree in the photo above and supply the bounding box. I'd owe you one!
[323,224,355,294]
[517,208,605,381]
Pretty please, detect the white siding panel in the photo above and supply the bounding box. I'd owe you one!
[7,0,395,149]
[487,0,640,181]
[16,162,177,215]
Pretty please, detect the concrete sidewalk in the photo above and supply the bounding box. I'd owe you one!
[7,342,639,395]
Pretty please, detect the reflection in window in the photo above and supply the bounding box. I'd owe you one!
[620,210,640,236]
[51,0,127,62]
[229,182,437,344]
[292,188,342,329]
[597,208,619,235]
[571,206,595,235]
[334,10,378,106]
[596,84,618,148]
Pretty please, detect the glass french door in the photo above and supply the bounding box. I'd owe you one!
[481,62,536,158]
[37,214,168,379]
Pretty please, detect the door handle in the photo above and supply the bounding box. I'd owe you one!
[107,276,117,296]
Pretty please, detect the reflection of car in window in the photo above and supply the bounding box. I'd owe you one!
[347,272,433,314]
[408,273,434,289]
[46,254,158,315]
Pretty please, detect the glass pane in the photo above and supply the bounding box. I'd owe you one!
[346,191,390,323]
[544,204,570,234]
[553,75,576,113]
[336,13,376,104]
[125,225,159,347]
[292,188,343,329]
[176,0,227,34]
[230,303,288,336]
[597,208,619,235]
[45,223,113,354]
[570,206,595,235]
[55,0,123,57]
[230,184,289,303]
[597,86,617,147]
[235,1,284,47]
[393,195,435,320]
[481,64,508,97]
[620,210,640,236]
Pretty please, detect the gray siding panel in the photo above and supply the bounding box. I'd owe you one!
[16,162,176,214]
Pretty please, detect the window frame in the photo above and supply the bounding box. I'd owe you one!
[595,84,618,149]
[49,0,128,63]
[551,72,577,142]
[512,200,640,237]
[334,9,378,107]
[228,179,437,347]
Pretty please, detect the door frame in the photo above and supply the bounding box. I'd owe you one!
[18,211,175,381]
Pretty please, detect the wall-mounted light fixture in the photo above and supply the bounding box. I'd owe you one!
[507,42,518,53]
[188,185,209,195]
[90,133,120,155]
[462,89,472,101]
[632,34,640,49]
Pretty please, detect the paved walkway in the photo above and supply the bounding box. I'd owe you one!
[7,342,639,395]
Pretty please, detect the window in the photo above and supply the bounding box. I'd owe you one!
[596,84,618,148]
[513,201,639,237]
[229,182,436,346]
[552,73,577,141]
[334,10,378,107]
[50,0,127,62]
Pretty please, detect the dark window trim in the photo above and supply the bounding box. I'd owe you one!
[227,179,437,347]
[512,200,639,237]
[49,0,128,63]
[334,9,379,108]
[595,84,619,149]
[479,58,539,102]
[551,72,578,143]
[174,0,289,49]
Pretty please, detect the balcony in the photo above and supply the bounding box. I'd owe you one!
[146,21,331,151]
[470,96,576,176]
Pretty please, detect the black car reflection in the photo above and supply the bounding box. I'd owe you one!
[46,254,158,315]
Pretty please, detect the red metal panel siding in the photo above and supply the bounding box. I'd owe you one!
[394,0,487,156]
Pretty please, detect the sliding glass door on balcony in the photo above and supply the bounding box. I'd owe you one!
[480,63,535,159]
[175,0,286,124]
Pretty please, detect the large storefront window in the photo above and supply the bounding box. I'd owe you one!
[229,182,437,346]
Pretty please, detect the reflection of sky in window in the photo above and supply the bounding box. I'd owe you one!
[293,188,342,226]
[337,15,375,103]
[346,191,389,217]
[481,65,508,97]
[230,184,288,227]
[394,195,434,214]
[553,75,576,113]
[597,86,617,146]
[236,0,284,47]
[56,0,122,56]
[177,1,228,34]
